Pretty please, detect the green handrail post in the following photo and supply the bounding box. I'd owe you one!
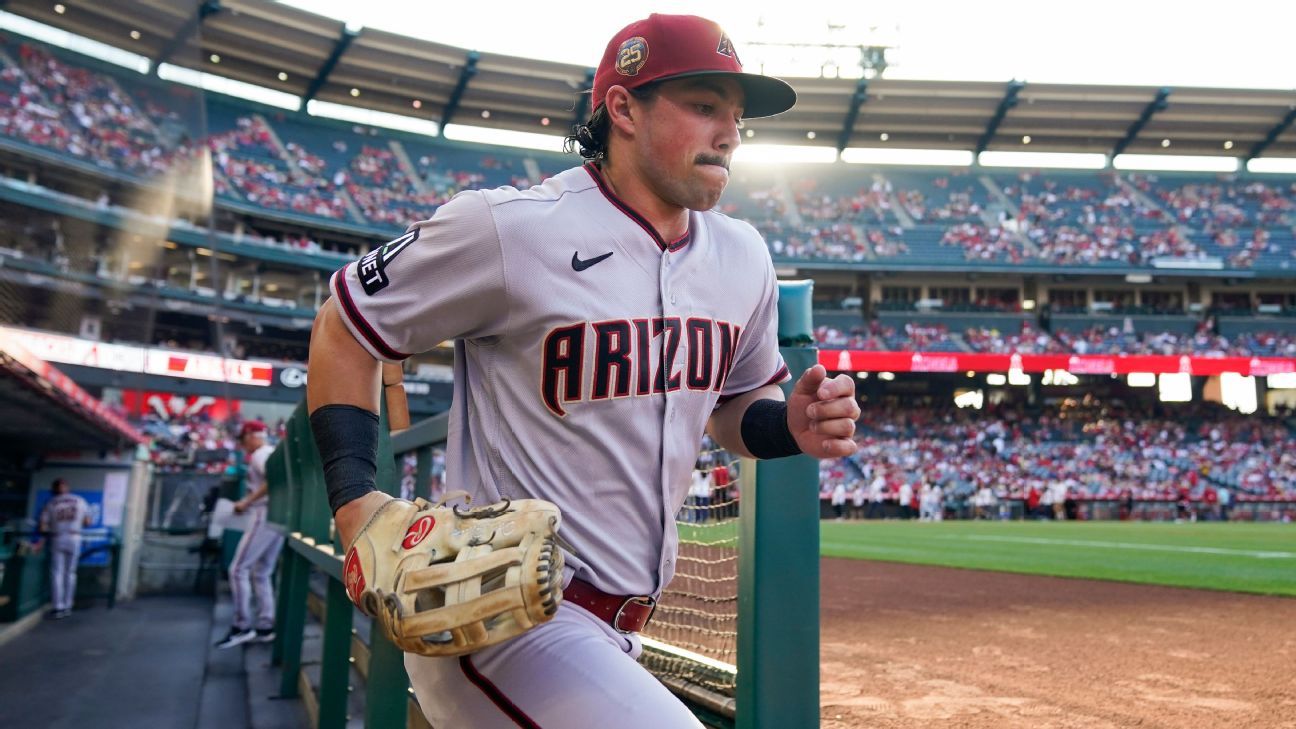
[277,406,312,697]
[317,577,355,729]
[363,402,413,728]
[736,280,820,729]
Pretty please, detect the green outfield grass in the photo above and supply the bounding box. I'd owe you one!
[819,520,1296,596]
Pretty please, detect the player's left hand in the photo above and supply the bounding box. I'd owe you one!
[233,499,247,514]
[787,364,859,459]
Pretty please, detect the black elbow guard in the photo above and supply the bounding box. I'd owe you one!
[309,404,379,514]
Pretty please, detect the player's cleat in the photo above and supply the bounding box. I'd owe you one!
[53,609,71,619]
[254,628,275,643]
[215,628,256,649]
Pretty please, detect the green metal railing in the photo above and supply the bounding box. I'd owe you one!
[266,280,820,728]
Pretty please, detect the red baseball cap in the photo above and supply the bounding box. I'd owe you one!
[238,420,267,438]
[592,14,796,119]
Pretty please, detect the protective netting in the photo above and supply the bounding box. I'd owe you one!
[639,437,741,702]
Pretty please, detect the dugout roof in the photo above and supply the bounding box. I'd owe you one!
[7,0,1296,159]
[0,333,144,452]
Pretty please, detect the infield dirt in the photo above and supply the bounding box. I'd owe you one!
[820,558,1296,729]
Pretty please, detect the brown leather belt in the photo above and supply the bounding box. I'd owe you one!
[563,578,656,634]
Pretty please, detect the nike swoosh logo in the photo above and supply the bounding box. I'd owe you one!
[571,251,614,271]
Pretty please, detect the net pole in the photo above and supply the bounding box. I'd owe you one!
[736,280,820,729]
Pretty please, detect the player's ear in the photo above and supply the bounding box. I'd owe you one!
[605,85,637,136]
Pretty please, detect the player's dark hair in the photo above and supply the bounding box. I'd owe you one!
[564,84,659,161]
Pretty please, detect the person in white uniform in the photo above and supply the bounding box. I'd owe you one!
[216,420,284,649]
[306,14,860,728]
[37,478,90,619]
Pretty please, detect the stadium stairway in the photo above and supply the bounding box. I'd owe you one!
[0,593,307,729]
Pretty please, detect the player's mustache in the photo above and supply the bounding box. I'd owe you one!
[695,154,729,171]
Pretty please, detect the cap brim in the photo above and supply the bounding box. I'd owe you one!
[654,70,797,119]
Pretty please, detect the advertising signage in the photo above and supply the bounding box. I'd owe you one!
[1,326,274,386]
[822,350,1296,377]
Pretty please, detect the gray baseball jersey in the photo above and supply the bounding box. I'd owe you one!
[330,163,787,597]
[41,492,89,613]
[40,493,89,540]
[243,444,274,511]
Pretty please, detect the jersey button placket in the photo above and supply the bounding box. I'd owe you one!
[658,253,677,585]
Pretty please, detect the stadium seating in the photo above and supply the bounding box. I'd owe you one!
[822,404,1296,504]
[1,33,1293,274]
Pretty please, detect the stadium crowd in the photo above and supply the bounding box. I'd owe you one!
[817,402,1296,520]
[815,318,1296,357]
[2,35,1293,271]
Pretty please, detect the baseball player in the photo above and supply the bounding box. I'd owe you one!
[37,477,90,619]
[306,14,859,727]
[215,420,284,649]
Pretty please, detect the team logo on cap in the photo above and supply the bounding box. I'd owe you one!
[716,32,739,63]
[616,36,649,77]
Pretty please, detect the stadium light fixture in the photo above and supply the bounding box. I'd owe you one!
[1021,135,1031,144]
[1247,158,1296,174]
[442,123,564,153]
[130,30,141,40]
[855,372,869,380]
[1158,373,1193,402]
[986,373,1007,386]
[1113,154,1238,172]
[158,64,298,108]
[309,100,442,138]
[979,151,1107,170]
[878,372,896,381]
[278,72,288,81]
[0,10,151,73]
[1022,299,1036,310]
[1220,372,1258,414]
[54,4,65,13]
[1223,140,1234,150]
[841,147,973,166]
[1127,372,1156,387]
[953,389,984,410]
[1042,369,1078,386]
[210,54,220,64]
[1007,368,1031,386]
[1267,373,1296,389]
[879,133,889,141]
[746,129,755,139]
[733,144,837,164]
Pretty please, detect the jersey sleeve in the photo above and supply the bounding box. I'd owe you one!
[329,191,510,362]
[250,447,272,479]
[719,254,789,398]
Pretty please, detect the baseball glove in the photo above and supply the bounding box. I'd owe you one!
[342,495,565,656]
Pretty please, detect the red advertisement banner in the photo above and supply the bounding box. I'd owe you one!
[820,350,1296,377]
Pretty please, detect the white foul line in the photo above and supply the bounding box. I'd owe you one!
[950,534,1296,559]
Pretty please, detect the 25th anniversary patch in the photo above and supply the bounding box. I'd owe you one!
[358,228,419,295]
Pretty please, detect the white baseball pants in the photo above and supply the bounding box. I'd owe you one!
[405,602,704,728]
[228,507,284,631]
[49,537,81,611]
